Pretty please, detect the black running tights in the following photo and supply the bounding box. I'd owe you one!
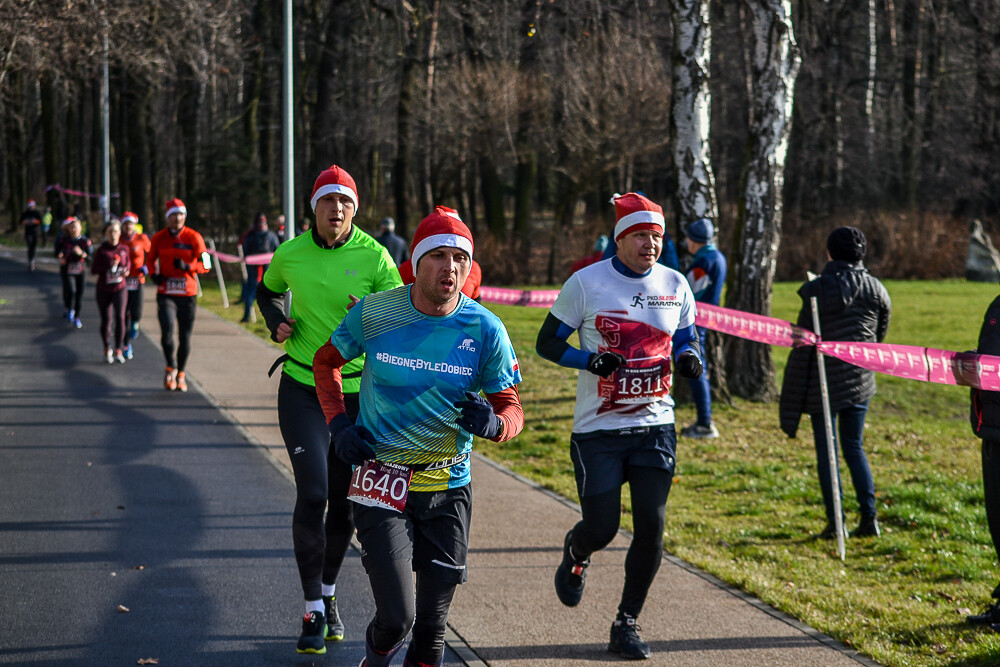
[61,272,84,314]
[277,373,358,601]
[156,294,196,371]
[570,465,673,618]
[367,558,456,666]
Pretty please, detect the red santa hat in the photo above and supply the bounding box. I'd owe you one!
[164,198,186,219]
[612,193,664,242]
[122,211,138,224]
[310,165,358,212]
[410,206,474,269]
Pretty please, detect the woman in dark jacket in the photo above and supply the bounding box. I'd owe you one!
[778,227,891,539]
[967,295,1000,627]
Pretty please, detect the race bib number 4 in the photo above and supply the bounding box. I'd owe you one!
[165,277,187,295]
[126,277,140,290]
[348,460,413,513]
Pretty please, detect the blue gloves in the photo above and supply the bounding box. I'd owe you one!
[140,265,149,276]
[586,352,627,378]
[455,391,502,440]
[328,413,377,465]
[676,351,703,379]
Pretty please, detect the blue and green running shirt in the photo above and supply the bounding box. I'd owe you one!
[331,285,522,492]
[262,226,402,391]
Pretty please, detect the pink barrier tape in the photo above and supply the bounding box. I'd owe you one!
[479,286,559,307]
[206,249,274,266]
[694,303,818,348]
[818,342,999,391]
[479,285,999,390]
[45,184,119,199]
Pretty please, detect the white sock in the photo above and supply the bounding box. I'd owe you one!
[322,583,336,598]
[305,599,324,615]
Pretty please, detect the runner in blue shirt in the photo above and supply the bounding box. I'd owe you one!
[314,207,524,667]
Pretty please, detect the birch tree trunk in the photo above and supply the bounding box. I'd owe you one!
[727,0,801,401]
[671,0,718,227]
[671,0,727,404]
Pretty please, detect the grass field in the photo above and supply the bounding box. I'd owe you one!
[198,276,1000,666]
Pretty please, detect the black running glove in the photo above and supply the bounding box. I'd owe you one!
[150,273,165,285]
[328,413,377,466]
[676,350,703,379]
[173,257,191,271]
[586,352,627,378]
[455,390,502,439]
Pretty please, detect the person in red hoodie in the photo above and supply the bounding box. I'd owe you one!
[91,220,131,364]
[147,198,210,392]
[121,212,151,360]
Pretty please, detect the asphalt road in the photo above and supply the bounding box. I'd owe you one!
[0,255,462,666]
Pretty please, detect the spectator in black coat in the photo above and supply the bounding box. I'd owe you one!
[778,226,891,540]
[967,295,1000,629]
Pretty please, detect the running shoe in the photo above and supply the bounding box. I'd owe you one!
[164,367,177,391]
[608,613,651,660]
[114,349,126,364]
[323,595,345,641]
[73,317,82,329]
[67,309,75,322]
[554,529,589,607]
[128,322,139,341]
[124,343,133,360]
[28,260,35,272]
[680,422,720,439]
[105,348,114,364]
[175,371,188,392]
[296,610,327,654]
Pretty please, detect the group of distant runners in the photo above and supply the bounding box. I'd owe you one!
[22,197,211,391]
[22,160,1000,662]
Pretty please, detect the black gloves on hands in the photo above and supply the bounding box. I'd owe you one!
[455,391,503,440]
[676,351,703,379]
[173,257,191,271]
[328,413,377,466]
[587,351,627,378]
[150,274,165,285]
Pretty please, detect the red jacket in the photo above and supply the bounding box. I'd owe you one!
[122,232,151,282]
[147,226,209,297]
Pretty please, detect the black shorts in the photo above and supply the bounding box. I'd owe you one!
[353,484,472,585]
[570,424,676,498]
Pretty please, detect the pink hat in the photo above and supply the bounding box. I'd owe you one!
[164,198,186,218]
[122,211,138,224]
[310,165,358,212]
[612,193,664,242]
[410,206,473,268]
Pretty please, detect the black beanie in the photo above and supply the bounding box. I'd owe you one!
[827,226,866,262]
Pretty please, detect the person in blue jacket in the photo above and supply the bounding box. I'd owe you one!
[679,218,726,438]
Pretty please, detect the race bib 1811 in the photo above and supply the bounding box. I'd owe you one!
[347,460,412,513]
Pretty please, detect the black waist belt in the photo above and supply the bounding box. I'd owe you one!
[407,452,469,472]
[268,353,361,380]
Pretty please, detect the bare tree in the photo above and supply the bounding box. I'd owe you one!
[727,0,800,400]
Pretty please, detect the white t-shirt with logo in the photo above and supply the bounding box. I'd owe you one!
[550,260,697,433]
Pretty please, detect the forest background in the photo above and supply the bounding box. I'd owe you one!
[2,0,999,396]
